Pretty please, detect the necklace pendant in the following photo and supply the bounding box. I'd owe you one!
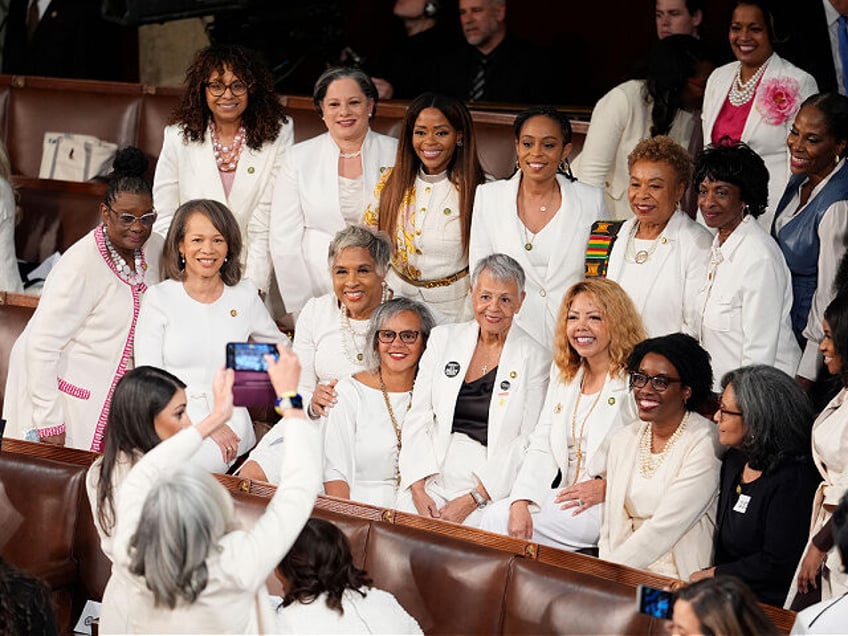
[540,205,547,212]
[356,352,363,362]
[634,249,649,264]
[524,242,533,251]
[736,484,742,495]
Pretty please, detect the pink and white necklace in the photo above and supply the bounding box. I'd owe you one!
[210,122,246,173]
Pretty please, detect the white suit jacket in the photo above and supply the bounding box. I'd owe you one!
[509,367,634,509]
[607,211,712,337]
[152,122,294,292]
[600,412,721,580]
[572,80,697,220]
[702,54,818,229]
[469,172,609,352]
[269,130,398,314]
[398,320,549,501]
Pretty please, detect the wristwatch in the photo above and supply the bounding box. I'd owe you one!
[274,391,304,415]
[469,489,489,509]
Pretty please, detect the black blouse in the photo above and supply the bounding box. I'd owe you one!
[451,367,497,447]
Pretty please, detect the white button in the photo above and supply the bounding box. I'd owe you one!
[539,289,547,297]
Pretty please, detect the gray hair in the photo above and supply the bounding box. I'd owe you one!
[363,297,436,371]
[128,465,234,609]
[327,225,392,276]
[312,66,378,117]
[471,253,526,295]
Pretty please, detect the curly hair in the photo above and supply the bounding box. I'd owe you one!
[553,279,647,383]
[377,92,484,254]
[278,518,372,615]
[103,146,151,207]
[693,140,769,218]
[172,44,287,150]
[627,135,692,185]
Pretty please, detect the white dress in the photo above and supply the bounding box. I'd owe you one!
[365,168,470,323]
[323,376,411,507]
[134,278,286,473]
[695,216,800,390]
[271,589,422,635]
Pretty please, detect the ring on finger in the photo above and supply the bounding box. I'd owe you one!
[577,498,583,507]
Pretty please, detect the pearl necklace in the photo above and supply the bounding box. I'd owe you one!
[339,148,362,159]
[379,370,413,486]
[639,411,689,478]
[625,222,665,264]
[339,304,368,365]
[103,229,144,286]
[729,58,770,107]
[210,122,246,172]
[569,374,605,486]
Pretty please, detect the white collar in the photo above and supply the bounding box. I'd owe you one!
[824,0,841,27]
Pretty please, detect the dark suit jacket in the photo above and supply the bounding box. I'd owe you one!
[777,0,838,93]
[3,0,125,80]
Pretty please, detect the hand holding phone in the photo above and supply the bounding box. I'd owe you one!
[636,585,675,620]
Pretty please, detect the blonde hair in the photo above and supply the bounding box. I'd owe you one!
[553,279,647,383]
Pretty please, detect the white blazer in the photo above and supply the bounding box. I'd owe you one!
[607,211,712,337]
[399,320,549,501]
[509,367,635,510]
[152,121,294,292]
[702,54,818,229]
[572,79,697,221]
[469,172,609,352]
[269,130,398,314]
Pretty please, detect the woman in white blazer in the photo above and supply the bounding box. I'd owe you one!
[479,279,646,551]
[270,67,398,316]
[600,333,721,581]
[397,254,549,527]
[693,142,799,390]
[701,1,817,230]
[573,35,711,220]
[2,149,163,452]
[470,107,609,353]
[606,136,712,337]
[152,45,293,294]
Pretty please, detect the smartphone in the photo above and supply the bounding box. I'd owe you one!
[225,342,279,372]
[636,585,675,620]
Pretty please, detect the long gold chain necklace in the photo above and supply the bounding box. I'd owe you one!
[379,370,413,486]
[569,373,605,486]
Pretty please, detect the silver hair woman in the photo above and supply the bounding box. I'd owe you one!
[397,253,550,527]
[99,349,324,634]
[238,225,393,484]
[323,297,435,507]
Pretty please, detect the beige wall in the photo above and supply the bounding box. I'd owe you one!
[138,18,211,87]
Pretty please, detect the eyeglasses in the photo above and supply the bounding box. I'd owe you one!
[716,406,743,420]
[108,207,157,228]
[205,80,248,96]
[377,330,420,344]
[630,372,682,392]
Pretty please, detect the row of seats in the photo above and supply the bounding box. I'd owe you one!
[0,437,796,634]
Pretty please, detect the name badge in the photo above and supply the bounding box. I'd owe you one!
[444,361,460,377]
[733,494,751,514]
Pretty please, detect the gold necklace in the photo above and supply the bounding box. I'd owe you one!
[625,221,665,264]
[379,370,413,486]
[639,411,689,478]
[339,304,367,364]
[569,373,605,486]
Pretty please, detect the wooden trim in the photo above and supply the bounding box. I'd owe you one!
[12,176,108,195]
[0,291,38,308]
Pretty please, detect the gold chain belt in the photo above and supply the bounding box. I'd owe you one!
[391,264,469,289]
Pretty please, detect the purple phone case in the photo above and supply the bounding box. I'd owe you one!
[232,370,276,407]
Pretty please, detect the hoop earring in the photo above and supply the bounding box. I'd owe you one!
[560,157,576,182]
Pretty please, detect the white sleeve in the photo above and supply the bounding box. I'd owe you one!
[133,286,168,368]
[322,381,358,485]
[152,126,182,238]
[739,253,793,367]
[292,298,320,405]
[571,85,630,189]
[245,282,289,345]
[468,184,493,274]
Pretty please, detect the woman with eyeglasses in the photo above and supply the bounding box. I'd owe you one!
[2,147,164,451]
[685,365,818,607]
[135,199,286,473]
[600,333,721,580]
[320,298,434,507]
[152,44,292,296]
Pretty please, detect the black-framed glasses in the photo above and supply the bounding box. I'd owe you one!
[716,406,743,420]
[108,206,157,228]
[377,330,420,344]
[629,372,682,392]
[205,80,248,96]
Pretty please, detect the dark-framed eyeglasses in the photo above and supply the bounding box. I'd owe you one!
[108,206,157,228]
[377,330,420,344]
[205,80,248,97]
[629,371,682,392]
[716,406,743,420]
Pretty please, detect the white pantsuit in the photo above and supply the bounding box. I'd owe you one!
[152,122,294,292]
[397,320,549,525]
[469,172,609,352]
[702,54,818,230]
[607,211,712,337]
[269,130,397,314]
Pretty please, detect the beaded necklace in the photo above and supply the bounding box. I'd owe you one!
[728,57,771,107]
[210,122,246,172]
[639,411,690,478]
[103,229,144,286]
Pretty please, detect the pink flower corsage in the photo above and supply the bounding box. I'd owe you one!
[756,77,801,126]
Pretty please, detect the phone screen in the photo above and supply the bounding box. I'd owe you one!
[226,342,278,372]
[637,585,675,620]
